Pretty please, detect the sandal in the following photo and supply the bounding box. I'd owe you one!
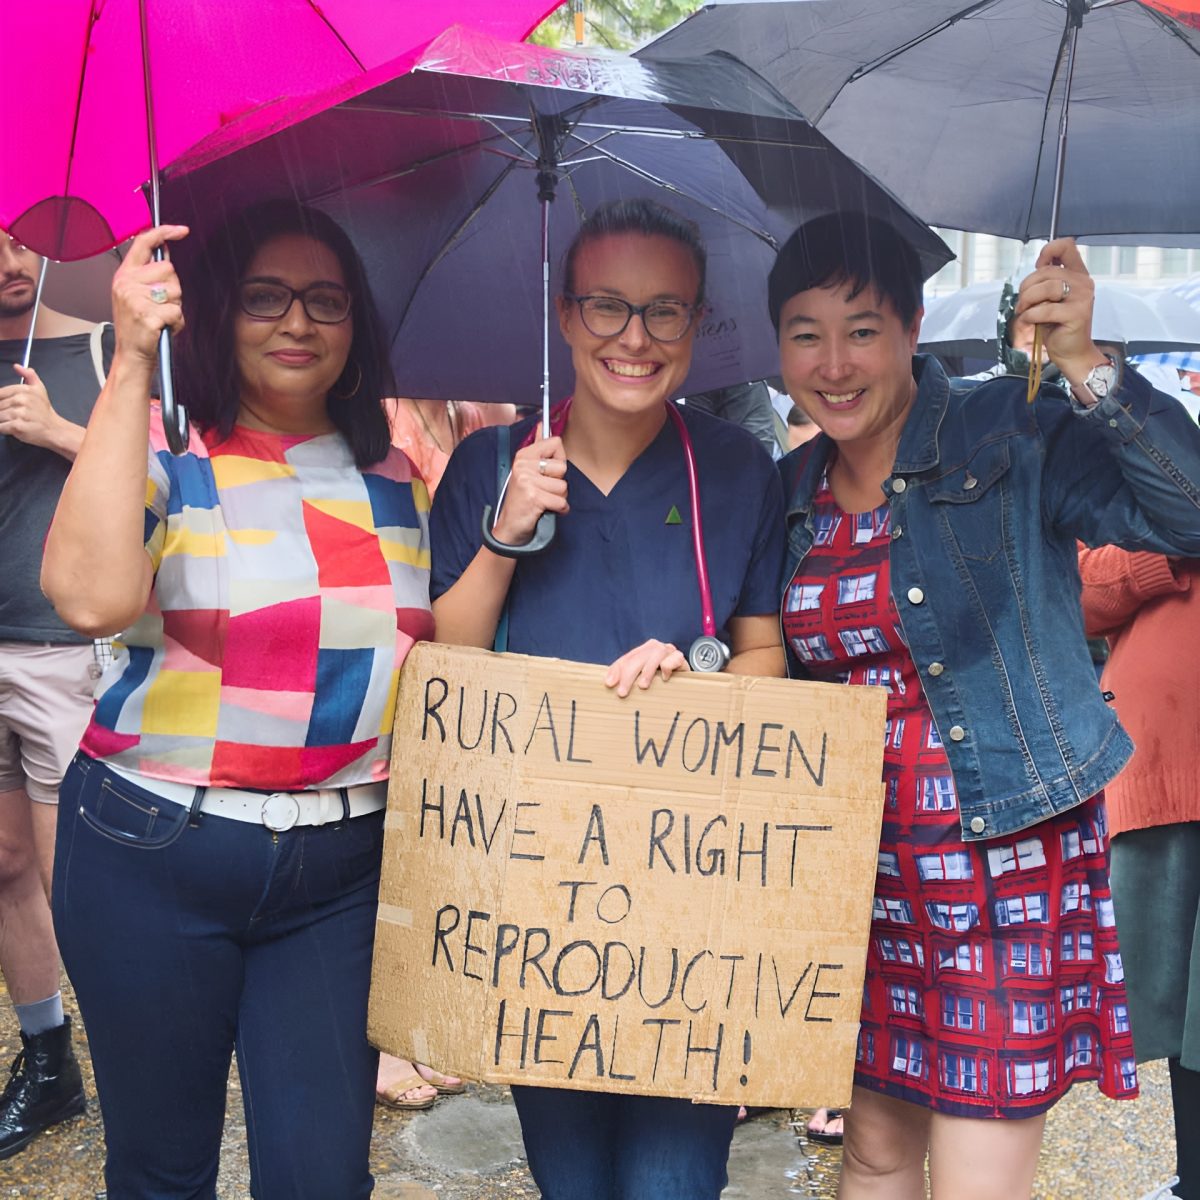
[376,1073,437,1111]
[415,1064,467,1096]
[805,1108,845,1146]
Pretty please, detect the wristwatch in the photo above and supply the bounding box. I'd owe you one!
[1073,355,1119,407]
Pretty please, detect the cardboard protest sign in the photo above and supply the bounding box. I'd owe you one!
[369,643,886,1107]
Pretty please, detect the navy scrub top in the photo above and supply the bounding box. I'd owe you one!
[430,404,785,666]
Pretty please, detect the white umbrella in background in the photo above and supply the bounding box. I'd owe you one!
[1131,276,1200,375]
[919,279,1200,360]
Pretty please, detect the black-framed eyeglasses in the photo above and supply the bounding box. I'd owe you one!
[565,294,700,343]
[237,279,352,325]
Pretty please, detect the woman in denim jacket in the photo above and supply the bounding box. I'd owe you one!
[772,212,1200,1200]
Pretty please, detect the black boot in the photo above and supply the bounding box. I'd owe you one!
[0,1015,87,1159]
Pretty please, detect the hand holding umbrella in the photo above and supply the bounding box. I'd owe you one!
[110,225,188,377]
[1014,238,1108,403]
[489,435,570,547]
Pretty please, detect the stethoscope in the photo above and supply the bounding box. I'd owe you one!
[483,396,731,673]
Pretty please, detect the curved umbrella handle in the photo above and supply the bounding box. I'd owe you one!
[158,329,189,456]
[480,507,556,558]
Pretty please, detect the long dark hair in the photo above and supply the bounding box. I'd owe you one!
[175,201,393,467]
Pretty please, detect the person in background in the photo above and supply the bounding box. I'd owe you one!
[41,202,432,1199]
[430,198,785,1200]
[684,379,778,456]
[772,210,1200,1200]
[0,232,99,1159]
[386,396,516,498]
[376,394,514,1109]
[1079,544,1200,1200]
[786,403,820,451]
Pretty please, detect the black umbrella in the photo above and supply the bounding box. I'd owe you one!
[163,26,950,414]
[641,0,1200,243]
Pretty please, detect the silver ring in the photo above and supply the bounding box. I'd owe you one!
[537,458,548,475]
[149,285,169,305]
[1061,280,1071,299]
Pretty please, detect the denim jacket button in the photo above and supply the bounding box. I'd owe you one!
[907,587,925,605]
[969,816,986,834]
[927,661,944,676]
[891,478,907,493]
[949,724,966,741]
[891,526,903,540]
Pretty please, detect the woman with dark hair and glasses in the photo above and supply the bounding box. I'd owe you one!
[429,198,785,1199]
[40,203,432,1198]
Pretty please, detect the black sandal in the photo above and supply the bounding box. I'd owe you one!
[804,1108,844,1146]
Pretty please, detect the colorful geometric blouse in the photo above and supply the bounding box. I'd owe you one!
[80,409,433,790]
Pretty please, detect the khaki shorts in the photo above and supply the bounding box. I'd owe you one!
[0,642,96,804]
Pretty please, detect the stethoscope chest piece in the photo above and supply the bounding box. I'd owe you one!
[688,635,731,673]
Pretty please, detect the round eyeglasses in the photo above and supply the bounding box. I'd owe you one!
[237,279,352,325]
[565,294,700,343]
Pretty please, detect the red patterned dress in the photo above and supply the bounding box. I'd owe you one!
[782,475,1137,1117]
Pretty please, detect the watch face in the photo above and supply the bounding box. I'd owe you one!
[1087,363,1117,398]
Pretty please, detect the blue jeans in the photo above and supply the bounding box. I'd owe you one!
[511,1085,739,1200]
[52,754,382,1199]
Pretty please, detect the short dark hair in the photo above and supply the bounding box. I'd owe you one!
[562,198,707,305]
[175,201,393,467]
[767,212,923,332]
[786,403,814,428]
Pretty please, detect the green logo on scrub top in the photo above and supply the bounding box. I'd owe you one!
[665,505,682,525]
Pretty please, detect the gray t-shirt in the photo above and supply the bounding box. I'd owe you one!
[0,328,110,642]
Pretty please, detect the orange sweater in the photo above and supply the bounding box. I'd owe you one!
[1078,546,1199,836]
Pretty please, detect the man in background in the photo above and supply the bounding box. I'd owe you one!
[0,231,105,1158]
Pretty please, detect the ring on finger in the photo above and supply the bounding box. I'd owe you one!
[149,285,169,305]
[537,458,548,475]
[1061,280,1071,300]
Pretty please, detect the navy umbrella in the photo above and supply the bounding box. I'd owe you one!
[162,25,951,415]
[641,0,1200,243]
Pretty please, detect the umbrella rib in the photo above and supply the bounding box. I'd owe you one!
[60,3,104,247]
[339,104,546,160]
[811,0,1000,122]
[1021,6,1078,242]
[558,142,778,249]
[1134,1,1200,60]
[307,134,521,204]
[388,155,529,354]
[301,0,367,71]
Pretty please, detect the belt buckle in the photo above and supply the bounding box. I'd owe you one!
[261,792,301,832]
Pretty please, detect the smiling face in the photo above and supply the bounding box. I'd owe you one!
[556,232,701,423]
[0,236,41,322]
[778,282,921,455]
[233,233,353,429]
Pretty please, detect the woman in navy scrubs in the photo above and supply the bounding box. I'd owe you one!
[429,198,785,1199]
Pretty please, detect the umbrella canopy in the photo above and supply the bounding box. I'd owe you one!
[161,27,952,408]
[640,0,1200,242]
[921,278,1200,358]
[3,0,562,261]
[1131,275,1200,371]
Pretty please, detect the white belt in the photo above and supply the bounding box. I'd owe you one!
[105,763,387,832]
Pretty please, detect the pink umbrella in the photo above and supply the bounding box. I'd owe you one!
[4,0,563,262]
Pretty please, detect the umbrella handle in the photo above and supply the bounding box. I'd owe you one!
[158,327,189,456]
[479,508,556,557]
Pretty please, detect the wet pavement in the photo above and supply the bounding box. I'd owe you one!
[0,982,1177,1199]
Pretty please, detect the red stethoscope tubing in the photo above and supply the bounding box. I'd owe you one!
[519,397,718,638]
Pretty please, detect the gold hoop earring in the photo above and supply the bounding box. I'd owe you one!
[330,359,363,401]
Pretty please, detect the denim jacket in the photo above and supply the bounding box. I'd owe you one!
[780,354,1200,842]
